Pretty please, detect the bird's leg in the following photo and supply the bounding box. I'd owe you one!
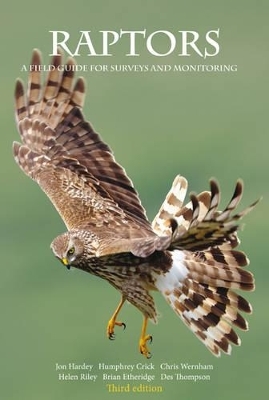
[139,316,152,358]
[107,296,126,340]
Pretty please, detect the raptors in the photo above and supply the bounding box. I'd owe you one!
[13,50,258,358]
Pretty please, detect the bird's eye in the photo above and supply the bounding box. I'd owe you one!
[67,247,75,256]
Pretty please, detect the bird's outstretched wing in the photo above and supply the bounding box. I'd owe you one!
[153,177,259,356]
[152,175,259,252]
[13,49,167,256]
[171,179,259,251]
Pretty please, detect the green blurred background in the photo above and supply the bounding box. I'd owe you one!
[1,1,268,399]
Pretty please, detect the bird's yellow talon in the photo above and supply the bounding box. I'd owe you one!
[139,334,153,358]
[106,297,126,340]
[107,319,126,340]
[139,317,153,358]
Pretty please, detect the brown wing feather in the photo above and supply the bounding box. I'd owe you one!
[171,180,259,252]
[53,107,151,229]
[13,127,164,257]
[15,49,85,128]
[13,49,156,253]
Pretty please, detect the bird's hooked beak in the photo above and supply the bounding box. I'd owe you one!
[62,258,70,270]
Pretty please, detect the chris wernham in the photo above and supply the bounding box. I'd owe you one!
[55,362,213,381]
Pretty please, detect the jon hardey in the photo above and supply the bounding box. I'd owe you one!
[56,362,98,382]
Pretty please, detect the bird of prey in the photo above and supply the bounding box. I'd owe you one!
[13,49,258,358]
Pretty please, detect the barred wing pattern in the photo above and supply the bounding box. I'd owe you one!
[13,50,164,256]
[152,177,257,356]
[153,176,258,250]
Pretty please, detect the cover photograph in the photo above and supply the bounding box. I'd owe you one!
[1,1,268,399]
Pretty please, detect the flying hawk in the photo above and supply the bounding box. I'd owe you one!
[13,49,258,358]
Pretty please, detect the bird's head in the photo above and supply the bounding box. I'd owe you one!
[50,231,100,269]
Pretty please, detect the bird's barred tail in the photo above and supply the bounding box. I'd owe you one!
[154,248,254,356]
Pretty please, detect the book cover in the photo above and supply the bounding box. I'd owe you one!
[1,1,267,399]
